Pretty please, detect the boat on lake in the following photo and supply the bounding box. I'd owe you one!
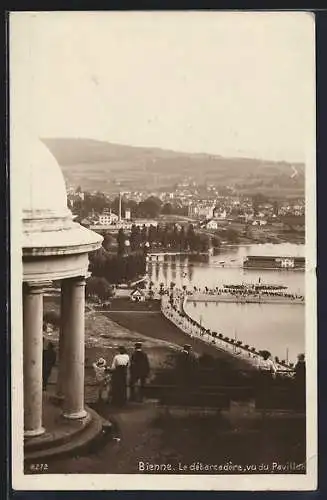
[223,283,288,291]
[243,255,305,270]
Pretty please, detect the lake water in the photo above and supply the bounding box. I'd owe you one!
[147,243,305,364]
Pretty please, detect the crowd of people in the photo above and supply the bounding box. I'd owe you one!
[92,342,150,406]
[152,281,304,303]
[186,284,304,301]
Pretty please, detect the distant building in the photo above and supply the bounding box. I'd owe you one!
[133,219,158,228]
[188,202,215,219]
[98,211,119,225]
[125,208,131,220]
[67,188,85,207]
[130,288,146,302]
[213,208,227,220]
[252,219,267,226]
[205,219,219,230]
[280,257,295,268]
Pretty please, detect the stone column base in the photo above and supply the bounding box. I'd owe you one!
[24,426,46,438]
[62,409,88,420]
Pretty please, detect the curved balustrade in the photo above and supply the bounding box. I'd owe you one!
[161,293,292,374]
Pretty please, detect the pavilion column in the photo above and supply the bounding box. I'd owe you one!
[56,284,69,399]
[23,282,46,437]
[62,276,88,419]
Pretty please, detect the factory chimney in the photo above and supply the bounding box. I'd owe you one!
[118,192,122,222]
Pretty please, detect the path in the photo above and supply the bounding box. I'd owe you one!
[47,402,164,474]
[44,398,306,475]
[105,311,252,370]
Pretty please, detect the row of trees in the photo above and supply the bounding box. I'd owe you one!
[116,223,213,253]
[89,247,146,284]
[72,191,188,220]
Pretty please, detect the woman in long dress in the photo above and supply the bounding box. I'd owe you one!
[111,346,130,406]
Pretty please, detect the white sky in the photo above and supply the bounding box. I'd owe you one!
[10,11,315,162]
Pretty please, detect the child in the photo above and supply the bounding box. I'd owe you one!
[92,357,110,402]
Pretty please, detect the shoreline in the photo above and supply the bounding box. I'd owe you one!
[243,266,304,272]
[162,296,291,372]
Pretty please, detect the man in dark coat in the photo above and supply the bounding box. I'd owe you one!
[294,353,306,410]
[130,342,150,402]
[176,344,198,405]
[178,344,197,386]
[42,341,57,391]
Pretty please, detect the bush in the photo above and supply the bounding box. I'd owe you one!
[259,350,272,360]
[86,276,114,301]
[43,310,60,327]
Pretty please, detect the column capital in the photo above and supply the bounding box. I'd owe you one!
[23,280,52,294]
[64,276,87,287]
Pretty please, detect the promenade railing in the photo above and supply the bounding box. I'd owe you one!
[160,293,293,373]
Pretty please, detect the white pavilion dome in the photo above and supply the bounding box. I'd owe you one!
[20,135,71,220]
[14,132,103,256]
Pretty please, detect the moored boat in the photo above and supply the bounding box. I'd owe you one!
[243,255,305,270]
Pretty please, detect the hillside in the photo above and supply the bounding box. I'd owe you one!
[42,138,305,198]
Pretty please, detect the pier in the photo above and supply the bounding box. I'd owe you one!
[188,293,304,305]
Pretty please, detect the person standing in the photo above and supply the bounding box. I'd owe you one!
[92,357,110,403]
[111,346,130,406]
[42,341,57,391]
[178,344,197,386]
[261,354,278,377]
[257,352,277,409]
[294,353,306,410]
[130,342,150,402]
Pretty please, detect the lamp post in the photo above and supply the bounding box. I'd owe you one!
[143,240,150,258]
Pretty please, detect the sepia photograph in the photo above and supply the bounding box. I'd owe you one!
[10,11,317,491]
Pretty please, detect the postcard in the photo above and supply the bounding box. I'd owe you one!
[9,10,317,491]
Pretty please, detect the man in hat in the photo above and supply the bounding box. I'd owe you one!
[294,353,306,410]
[183,344,193,354]
[92,357,110,403]
[178,344,198,390]
[130,342,150,402]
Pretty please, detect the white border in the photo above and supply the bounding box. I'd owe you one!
[10,10,317,491]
